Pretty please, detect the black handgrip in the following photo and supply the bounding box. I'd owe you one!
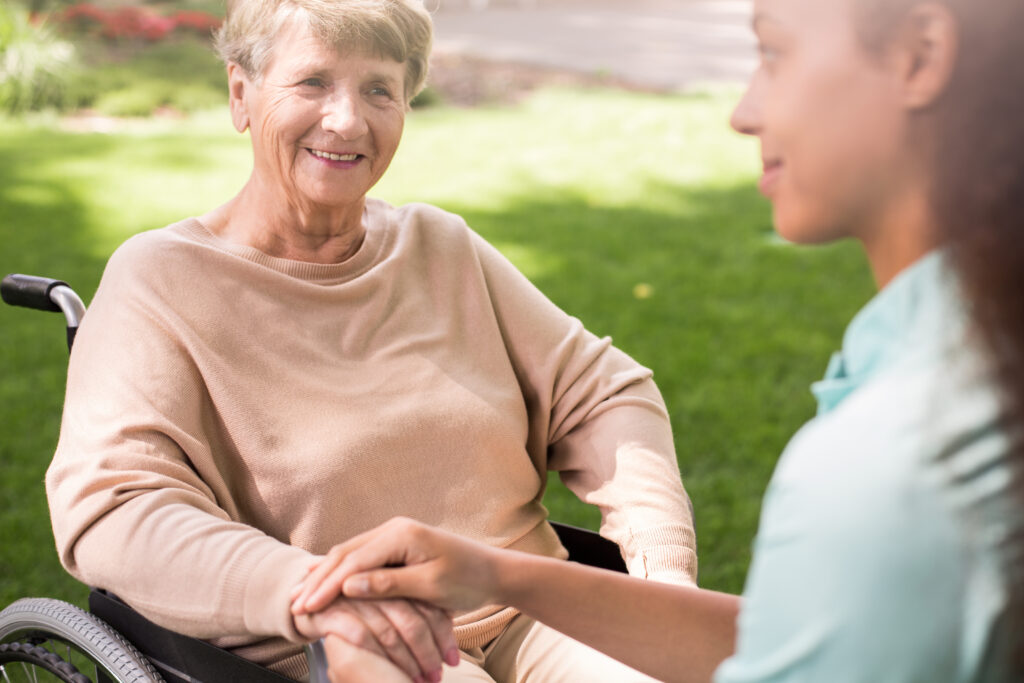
[1,274,67,312]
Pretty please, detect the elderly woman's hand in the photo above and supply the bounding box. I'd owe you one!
[293,592,457,683]
[320,634,413,683]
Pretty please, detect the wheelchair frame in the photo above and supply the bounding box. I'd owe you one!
[0,273,627,683]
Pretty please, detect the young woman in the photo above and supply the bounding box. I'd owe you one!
[291,0,1024,680]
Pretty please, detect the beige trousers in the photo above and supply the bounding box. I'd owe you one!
[326,613,659,683]
[443,614,659,682]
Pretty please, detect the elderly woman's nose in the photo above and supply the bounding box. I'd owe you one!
[322,93,369,139]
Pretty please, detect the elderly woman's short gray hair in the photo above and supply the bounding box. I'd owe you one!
[215,0,433,102]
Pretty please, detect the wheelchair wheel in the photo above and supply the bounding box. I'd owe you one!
[0,598,163,683]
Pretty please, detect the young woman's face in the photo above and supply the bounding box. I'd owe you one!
[731,0,912,245]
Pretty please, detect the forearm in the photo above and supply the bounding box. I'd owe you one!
[58,492,314,640]
[496,551,738,683]
[552,379,698,583]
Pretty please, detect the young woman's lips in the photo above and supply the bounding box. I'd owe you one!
[307,148,363,168]
[759,159,783,197]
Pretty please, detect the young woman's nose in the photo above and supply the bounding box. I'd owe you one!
[322,91,369,139]
[730,75,763,137]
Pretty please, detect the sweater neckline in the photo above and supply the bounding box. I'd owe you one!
[176,198,393,284]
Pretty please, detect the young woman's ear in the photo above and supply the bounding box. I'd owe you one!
[227,62,251,133]
[892,2,959,110]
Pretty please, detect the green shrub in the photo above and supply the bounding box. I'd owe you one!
[410,85,443,109]
[91,82,167,116]
[63,36,226,114]
[0,3,76,113]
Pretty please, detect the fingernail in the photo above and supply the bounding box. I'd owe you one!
[445,647,461,667]
[345,576,370,596]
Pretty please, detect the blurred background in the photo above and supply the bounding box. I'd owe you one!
[0,0,873,612]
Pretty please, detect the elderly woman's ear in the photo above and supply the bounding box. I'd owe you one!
[227,62,251,133]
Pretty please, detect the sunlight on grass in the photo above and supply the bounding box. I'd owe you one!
[380,88,759,213]
[0,86,874,609]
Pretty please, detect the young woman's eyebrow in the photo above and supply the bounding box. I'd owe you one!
[752,12,785,35]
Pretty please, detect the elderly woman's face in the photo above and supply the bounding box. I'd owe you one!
[229,19,406,213]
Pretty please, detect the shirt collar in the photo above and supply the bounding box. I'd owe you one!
[811,250,963,415]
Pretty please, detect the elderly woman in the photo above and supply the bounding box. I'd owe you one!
[44,0,696,681]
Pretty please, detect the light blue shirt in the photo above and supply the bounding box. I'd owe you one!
[715,252,1019,683]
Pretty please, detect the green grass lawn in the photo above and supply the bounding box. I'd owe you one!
[0,86,875,613]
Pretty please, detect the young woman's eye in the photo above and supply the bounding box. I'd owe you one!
[757,43,782,66]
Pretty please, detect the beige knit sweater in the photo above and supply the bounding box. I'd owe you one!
[46,198,697,678]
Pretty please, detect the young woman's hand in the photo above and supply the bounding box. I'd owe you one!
[291,517,505,616]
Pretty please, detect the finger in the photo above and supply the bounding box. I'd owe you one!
[346,600,424,681]
[293,522,410,614]
[412,601,461,668]
[296,518,428,615]
[313,607,389,662]
[293,546,352,615]
[301,536,415,614]
[374,599,450,678]
[342,564,437,603]
[290,561,322,601]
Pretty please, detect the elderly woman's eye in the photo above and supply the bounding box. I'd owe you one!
[370,86,394,99]
[300,77,325,87]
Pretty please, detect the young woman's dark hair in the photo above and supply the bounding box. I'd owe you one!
[858,0,1024,670]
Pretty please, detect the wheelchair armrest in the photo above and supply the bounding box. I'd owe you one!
[550,521,627,573]
[88,589,296,683]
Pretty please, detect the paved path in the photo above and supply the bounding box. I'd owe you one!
[431,0,757,91]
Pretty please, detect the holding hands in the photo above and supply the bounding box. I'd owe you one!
[293,517,503,616]
[290,524,467,682]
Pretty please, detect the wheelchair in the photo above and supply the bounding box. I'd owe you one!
[0,273,629,683]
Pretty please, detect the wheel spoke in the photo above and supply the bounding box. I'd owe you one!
[0,663,13,683]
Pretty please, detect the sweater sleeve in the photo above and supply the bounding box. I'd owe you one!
[470,231,698,584]
[45,241,314,642]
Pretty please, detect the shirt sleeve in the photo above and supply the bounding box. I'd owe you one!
[45,241,314,642]
[469,230,697,584]
[714,406,968,683]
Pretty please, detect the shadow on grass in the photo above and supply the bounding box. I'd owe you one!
[0,130,117,608]
[439,181,873,591]
[0,131,874,607]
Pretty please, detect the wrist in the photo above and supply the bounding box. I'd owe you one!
[488,546,531,608]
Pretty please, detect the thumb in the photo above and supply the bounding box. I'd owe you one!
[343,565,438,604]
